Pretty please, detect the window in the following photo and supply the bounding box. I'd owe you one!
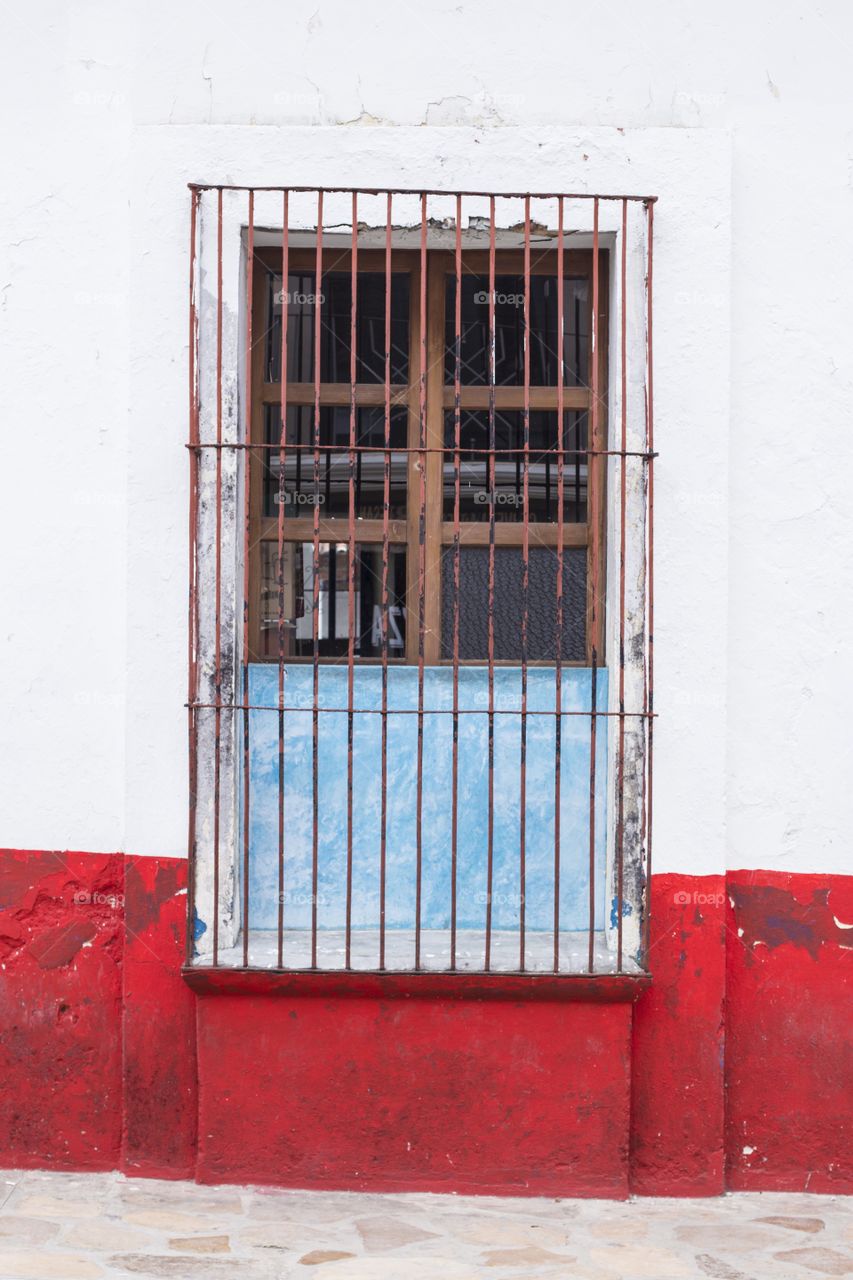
[187,187,655,982]
[247,243,606,666]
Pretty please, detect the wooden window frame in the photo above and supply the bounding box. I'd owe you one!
[248,244,608,666]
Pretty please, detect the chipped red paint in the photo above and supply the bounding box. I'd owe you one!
[0,849,124,1171]
[124,858,186,938]
[0,848,194,1178]
[0,848,850,1197]
[26,919,98,969]
[725,869,853,1194]
[122,856,197,1180]
[630,873,726,1195]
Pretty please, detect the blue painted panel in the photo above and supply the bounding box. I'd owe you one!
[245,665,608,934]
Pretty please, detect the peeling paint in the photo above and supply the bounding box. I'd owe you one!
[610,897,634,929]
[729,883,852,961]
[2,849,850,1195]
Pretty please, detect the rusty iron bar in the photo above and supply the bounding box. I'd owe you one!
[415,193,428,971]
[345,192,358,969]
[186,187,200,968]
[451,193,462,971]
[276,192,290,969]
[553,195,565,974]
[644,199,655,967]
[191,442,655,459]
[485,195,496,973]
[241,191,255,969]
[190,701,655,719]
[189,181,658,203]
[519,197,531,971]
[616,198,628,972]
[213,188,224,966]
[310,192,324,969]
[587,196,600,975]
[379,193,392,969]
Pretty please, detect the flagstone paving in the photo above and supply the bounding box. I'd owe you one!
[0,1168,849,1278]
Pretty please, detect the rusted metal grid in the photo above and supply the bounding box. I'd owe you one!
[186,185,656,979]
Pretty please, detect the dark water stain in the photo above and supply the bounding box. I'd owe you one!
[730,883,852,961]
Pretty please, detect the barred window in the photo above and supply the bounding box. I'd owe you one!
[187,188,655,985]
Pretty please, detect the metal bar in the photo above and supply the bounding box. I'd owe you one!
[241,190,254,968]
[451,193,462,971]
[192,442,654,459]
[345,192,357,968]
[311,191,323,969]
[616,198,628,972]
[553,196,564,974]
[485,195,496,972]
[519,197,531,971]
[380,193,392,970]
[190,181,659,203]
[191,701,655,719]
[276,192,289,969]
[213,188,223,966]
[588,196,600,974]
[186,187,200,968]
[644,199,655,966]
[415,193,427,970]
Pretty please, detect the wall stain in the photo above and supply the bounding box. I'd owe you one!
[729,883,853,961]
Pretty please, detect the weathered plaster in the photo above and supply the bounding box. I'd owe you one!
[4,2,849,884]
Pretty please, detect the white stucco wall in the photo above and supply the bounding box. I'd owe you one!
[1,0,851,877]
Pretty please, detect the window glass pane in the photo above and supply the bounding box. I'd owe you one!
[442,410,587,523]
[262,405,408,519]
[266,272,410,383]
[259,542,407,660]
[441,546,586,661]
[444,274,589,387]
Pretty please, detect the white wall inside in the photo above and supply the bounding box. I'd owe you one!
[1,0,850,878]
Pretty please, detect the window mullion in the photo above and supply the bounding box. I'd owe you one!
[422,256,446,665]
[404,255,422,664]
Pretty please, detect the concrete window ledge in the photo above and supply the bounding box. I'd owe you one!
[182,966,651,1001]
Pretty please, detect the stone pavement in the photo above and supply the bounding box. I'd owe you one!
[0,1169,850,1279]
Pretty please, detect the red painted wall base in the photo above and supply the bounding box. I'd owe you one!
[0,847,850,1196]
[725,870,853,1193]
[196,994,632,1196]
